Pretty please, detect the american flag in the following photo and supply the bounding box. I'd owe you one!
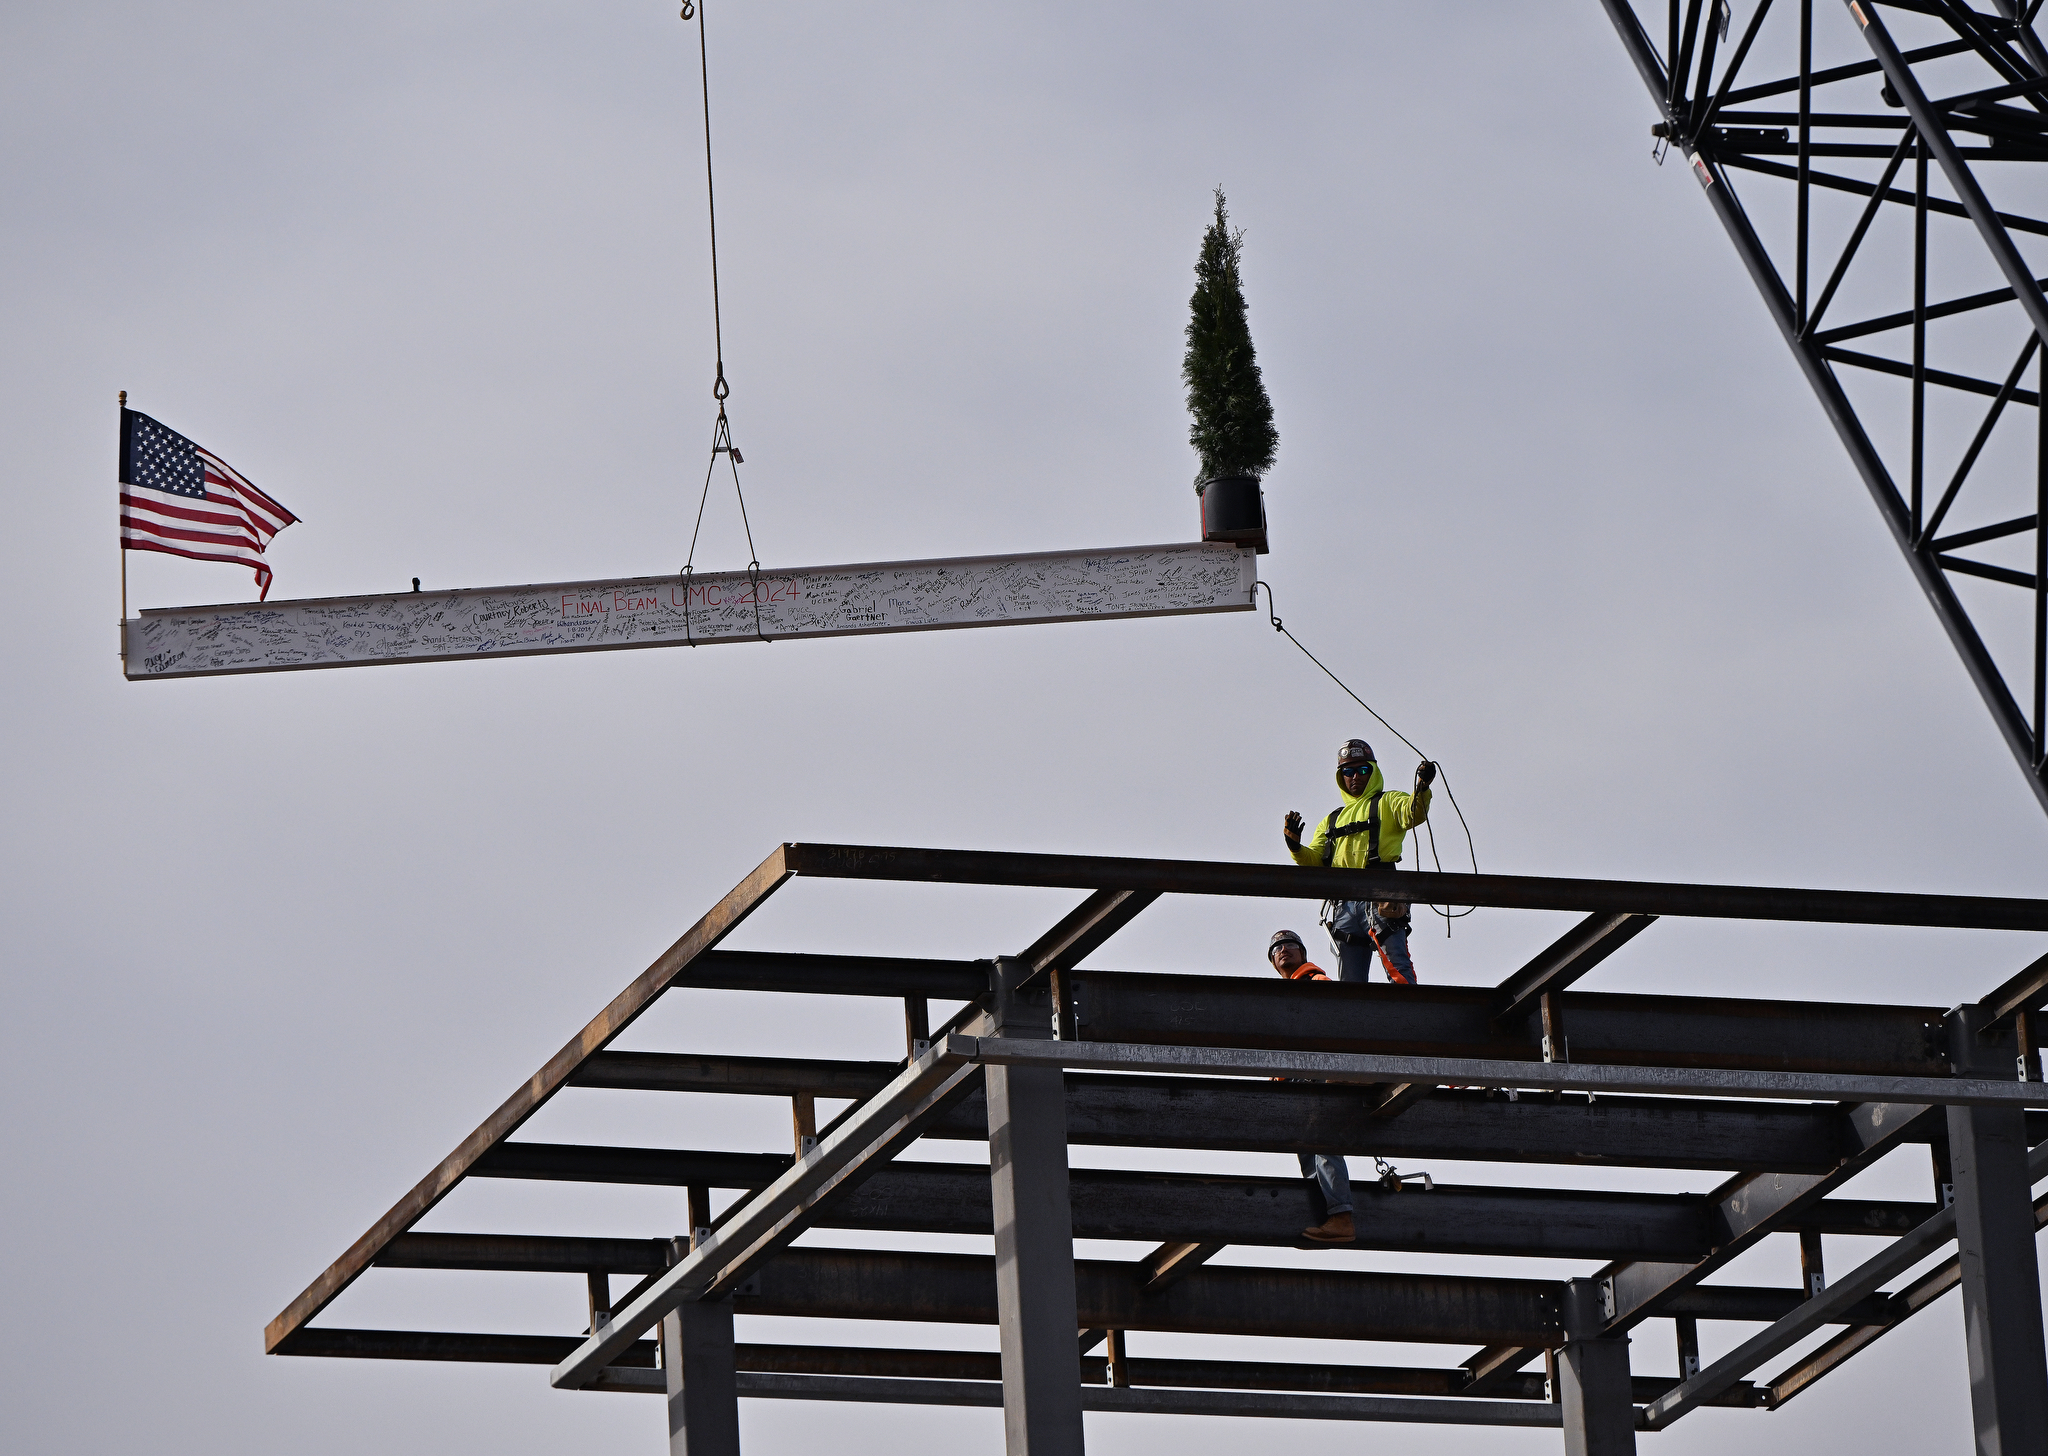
[120,409,298,600]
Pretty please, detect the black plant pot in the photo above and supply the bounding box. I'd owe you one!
[1198,475,1269,554]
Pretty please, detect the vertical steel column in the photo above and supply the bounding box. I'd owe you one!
[1912,137,1928,536]
[661,1234,740,1456]
[1947,1006,2048,1454]
[1559,1280,1637,1456]
[987,955,1085,1456]
[1799,1229,1827,1299]
[1796,0,1810,327]
[904,995,931,1059]
[2037,347,2046,769]
[1674,1316,1701,1380]
[1104,1330,1131,1389]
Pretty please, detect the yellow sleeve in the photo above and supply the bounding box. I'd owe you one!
[1384,788,1431,831]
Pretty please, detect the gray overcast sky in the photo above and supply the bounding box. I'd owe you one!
[6,2,2047,1453]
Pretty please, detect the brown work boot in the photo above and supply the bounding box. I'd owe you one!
[1301,1212,1355,1244]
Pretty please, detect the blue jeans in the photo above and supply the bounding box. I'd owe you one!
[1327,900,1416,984]
[1299,1152,1353,1216]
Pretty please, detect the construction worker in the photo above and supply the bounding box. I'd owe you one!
[1282,739,1437,983]
[1268,929,1356,1244]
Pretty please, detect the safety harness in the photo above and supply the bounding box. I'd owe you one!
[1317,789,1414,978]
[1317,790,1385,868]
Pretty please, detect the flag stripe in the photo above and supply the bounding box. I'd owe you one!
[123,537,274,593]
[120,491,265,535]
[123,536,270,570]
[198,471,293,540]
[121,515,272,559]
[196,449,298,524]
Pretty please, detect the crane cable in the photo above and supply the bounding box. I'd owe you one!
[678,0,767,644]
[1254,580,1479,928]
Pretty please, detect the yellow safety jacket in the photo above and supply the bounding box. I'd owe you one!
[1287,761,1431,870]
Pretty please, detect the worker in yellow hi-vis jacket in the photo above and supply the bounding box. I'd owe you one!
[1283,738,1436,983]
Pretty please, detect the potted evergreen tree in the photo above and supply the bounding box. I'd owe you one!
[1184,187,1276,553]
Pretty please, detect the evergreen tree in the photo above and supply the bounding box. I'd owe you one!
[1183,187,1278,489]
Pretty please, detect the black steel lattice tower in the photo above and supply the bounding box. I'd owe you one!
[1598,0,2048,817]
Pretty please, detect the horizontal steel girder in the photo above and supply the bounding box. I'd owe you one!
[122,543,1258,680]
[664,950,987,1001]
[716,1246,1561,1344]
[776,843,2048,929]
[957,1037,2048,1109]
[646,956,1959,1073]
[271,1333,1762,1408]
[566,1058,1976,1171]
[450,1157,1936,1261]
[1061,969,1948,1075]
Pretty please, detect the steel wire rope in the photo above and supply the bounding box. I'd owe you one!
[678,0,767,645]
[1254,580,1479,927]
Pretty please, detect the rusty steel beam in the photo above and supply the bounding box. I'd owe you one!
[275,1328,660,1365]
[777,843,2048,931]
[262,846,795,1354]
[1062,970,1947,1076]
[671,949,985,1001]
[550,1045,983,1390]
[731,1247,1564,1345]
[376,1233,670,1276]
[1600,1102,1936,1333]
[567,1050,901,1098]
[1492,913,1657,1024]
[427,1160,1904,1261]
[471,1145,789,1188]
[267,1329,1769,1413]
[1984,949,2048,1024]
[1465,1097,1935,1397]
[995,1077,1938,1169]
[1766,1190,2048,1409]
[575,1056,1942,1171]
[1018,888,1159,990]
[1135,1241,1226,1292]
[1642,1139,2048,1428]
[453,1153,1940,1260]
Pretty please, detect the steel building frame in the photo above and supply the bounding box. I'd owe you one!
[1596,0,2048,817]
[268,844,2048,1452]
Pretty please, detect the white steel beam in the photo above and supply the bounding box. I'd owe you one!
[123,542,1255,679]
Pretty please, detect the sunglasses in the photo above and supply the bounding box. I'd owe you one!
[1337,763,1373,776]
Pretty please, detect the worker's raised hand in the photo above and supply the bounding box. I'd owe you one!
[1283,810,1304,843]
[1415,760,1438,790]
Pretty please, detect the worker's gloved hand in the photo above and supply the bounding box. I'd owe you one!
[1415,760,1438,790]
[1283,810,1304,843]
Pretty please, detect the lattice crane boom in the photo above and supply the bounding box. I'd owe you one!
[1598,0,2048,818]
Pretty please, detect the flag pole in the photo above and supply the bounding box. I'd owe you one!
[117,390,127,663]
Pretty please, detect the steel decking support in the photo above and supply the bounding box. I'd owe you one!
[987,956,1086,1454]
[1947,1007,2048,1452]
